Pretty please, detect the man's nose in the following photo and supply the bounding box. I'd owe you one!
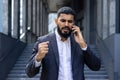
[65,22,69,26]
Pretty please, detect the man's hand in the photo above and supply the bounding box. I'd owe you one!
[72,25,87,48]
[36,41,49,62]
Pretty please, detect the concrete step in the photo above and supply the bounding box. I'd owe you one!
[84,71,107,75]
[11,66,106,71]
[7,74,40,78]
[13,63,105,68]
[85,75,108,79]
[7,78,109,80]
[7,78,40,80]
[85,79,109,80]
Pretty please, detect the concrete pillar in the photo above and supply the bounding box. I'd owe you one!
[42,6,45,35]
[83,0,90,45]
[45,9,48,34]
[96,0,103,38]
[102,0,109,39]
[36,0,40,36]
[2,0,9,35]
[11,0,19,39]
[40,0,43,36]
[26,0,31,43]
[32,0,37,34]
[44,6,48,34]
[29,0,37,43]
[21,0,28,42]
[116,0,120,33]
[35,0,37,35]
[40,2,49,35]
[109,0,116,35]
[0,0,2,32]
[38,0,41,36]
[89,0,97,44]
[27,0,32,30]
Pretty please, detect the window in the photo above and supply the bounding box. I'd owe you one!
[48,13,57,33]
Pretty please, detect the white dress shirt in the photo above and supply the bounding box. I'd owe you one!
[55,30,73,80]
[35,30,87,80]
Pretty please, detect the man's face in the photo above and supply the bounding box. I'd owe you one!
[55,13,74,38]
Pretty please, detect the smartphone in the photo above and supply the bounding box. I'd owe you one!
[72,26,77,36]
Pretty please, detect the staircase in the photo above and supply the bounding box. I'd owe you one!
[84,45,109,80]
[6,44,40,80]
[6,44,109,80]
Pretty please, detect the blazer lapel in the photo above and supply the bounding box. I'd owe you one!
[49,33,76,67]
[49,33,59,67]
[70,36,76,65]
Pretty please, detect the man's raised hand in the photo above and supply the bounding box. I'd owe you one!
[36,41,49,62]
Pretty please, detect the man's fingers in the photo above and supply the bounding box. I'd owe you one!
[40,50,48,54]
[37,41,49,55]
[72,26,80,30]
[39,47,49,52]
[40,41,49,45]
[38,41,49,48]
[42,51,48,54]
[39,44,48,48]
[36,41,49,61]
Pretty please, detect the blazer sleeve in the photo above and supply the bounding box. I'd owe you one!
[25,39,41,78]
[83,46,101,71]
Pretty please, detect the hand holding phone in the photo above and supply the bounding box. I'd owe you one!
[72,25,87,48]
[72,25,80,36]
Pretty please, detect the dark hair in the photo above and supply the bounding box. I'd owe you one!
[57,7,76,20]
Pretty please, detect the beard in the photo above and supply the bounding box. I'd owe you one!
[57,26,72,38]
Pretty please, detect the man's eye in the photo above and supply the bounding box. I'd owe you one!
[68,20,73,23]
[60,19,66,22]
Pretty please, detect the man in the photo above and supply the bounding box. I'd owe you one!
[26,7,101,80]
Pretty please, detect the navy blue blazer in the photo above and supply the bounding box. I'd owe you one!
[26,33,101,80]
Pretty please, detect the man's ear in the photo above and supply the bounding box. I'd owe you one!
[54,19,58,24]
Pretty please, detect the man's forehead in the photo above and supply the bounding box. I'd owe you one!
[59,13,74,16]
[58,14,74,19]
